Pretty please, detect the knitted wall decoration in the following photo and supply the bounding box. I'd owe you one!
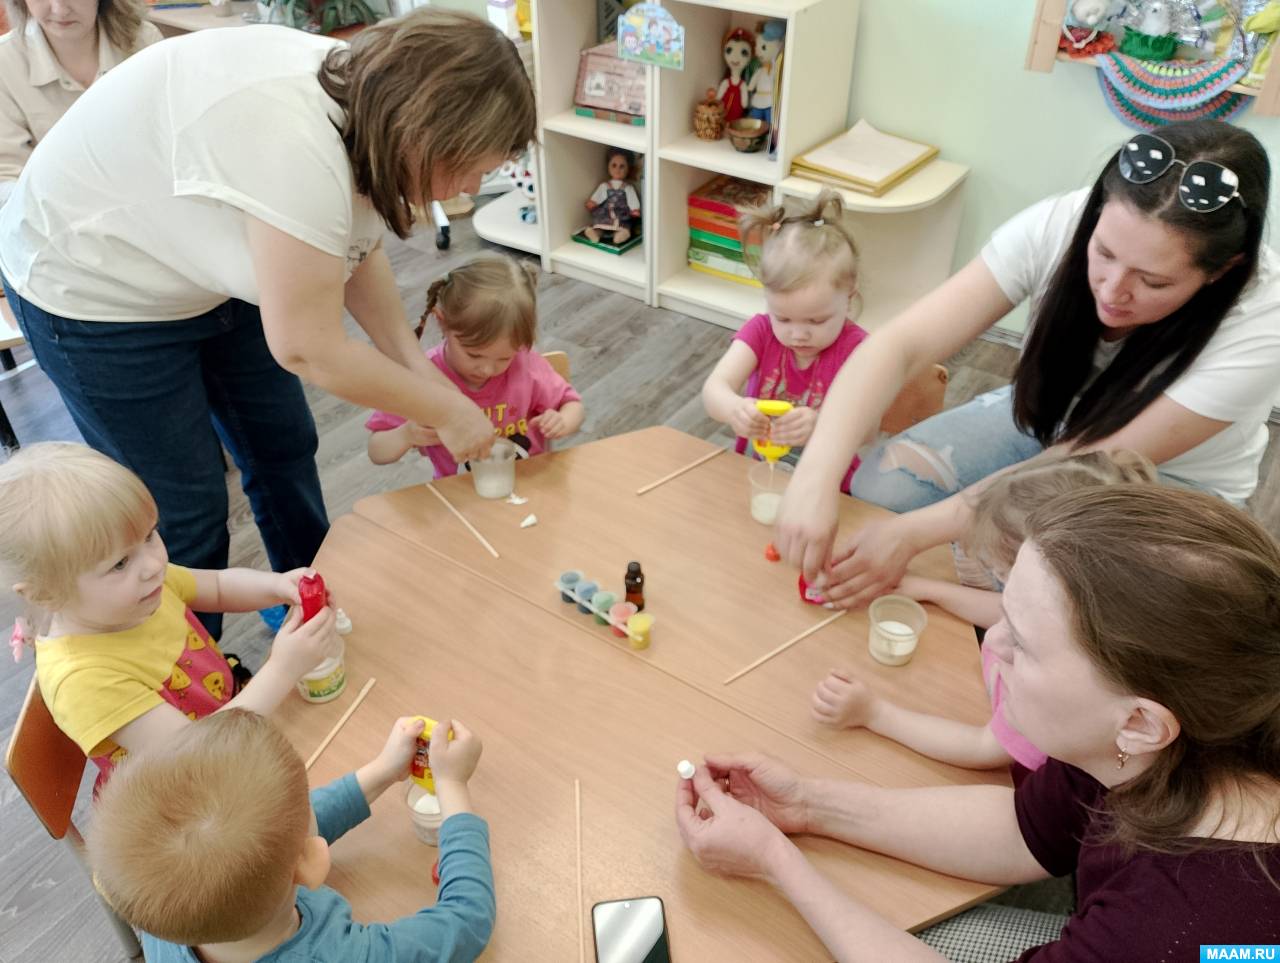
[1095,52,1253,129]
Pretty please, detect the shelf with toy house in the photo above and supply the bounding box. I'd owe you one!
[1025,0,1280,116]
[650,0,860,329]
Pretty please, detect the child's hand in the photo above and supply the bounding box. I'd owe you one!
[373,716,426,783]
[810,668,877,729]
[429,719,482,787]
[400,421,440,449]
[274,567,315,606]
[531,409,573,440]
[771,406,817,446]
[730,397,771,439]
[269,605,337,679]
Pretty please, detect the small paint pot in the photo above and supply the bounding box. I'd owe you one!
[406,783,444,846]
[558,570,583,604]
[627,612,655,650]
[591,591,616,624]
[868,595,927,666]
[609,602,638,637]
[575,580,599,615]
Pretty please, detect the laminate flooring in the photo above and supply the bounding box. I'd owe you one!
[1,203,1275,960]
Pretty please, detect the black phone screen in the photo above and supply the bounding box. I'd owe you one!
[591,896,672,963]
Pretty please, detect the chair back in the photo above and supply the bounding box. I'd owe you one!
[879,364,949,436]
[5,676,87,840]
[541,350,571,381]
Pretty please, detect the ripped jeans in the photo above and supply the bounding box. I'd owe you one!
[850,385,1043,513]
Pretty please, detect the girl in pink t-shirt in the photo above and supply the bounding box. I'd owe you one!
[702,189,868,492]
[366,254,584,476]
[810,449,1156,773]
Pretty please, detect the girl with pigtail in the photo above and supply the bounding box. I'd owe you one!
[366,254,584,477]
[702,188,868,491]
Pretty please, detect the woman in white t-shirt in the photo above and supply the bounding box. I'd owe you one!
[773,119,1278,607]
[0,9,534,637]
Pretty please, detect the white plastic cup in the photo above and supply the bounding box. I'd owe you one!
[868,595,927,666]
[471,438,518,499]
[748,461,788,525]
[406,783,444,845]
[296,634,347,703]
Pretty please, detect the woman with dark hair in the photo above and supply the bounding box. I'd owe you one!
[774,120,1279,606]
[0,10,535,636]
[679,486,1280,960]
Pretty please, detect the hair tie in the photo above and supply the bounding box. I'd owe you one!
[813,218,825,227]
[769,222,782,234]
[9,618,30,663]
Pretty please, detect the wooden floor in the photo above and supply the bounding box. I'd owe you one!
[1,204,1275,960]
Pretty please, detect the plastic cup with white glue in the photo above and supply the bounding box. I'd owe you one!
[405,716,453,845]
[867,595,928,666]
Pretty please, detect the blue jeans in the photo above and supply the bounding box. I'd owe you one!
[4,283,329,637]
[850,385,1045,512]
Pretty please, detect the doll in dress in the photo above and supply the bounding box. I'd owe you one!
[584,148,641,245]
[716,26,754,125]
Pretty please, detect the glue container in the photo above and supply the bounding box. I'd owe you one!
[405,783,444,845]
[868,595,927,666]
[409,715,444,793]
[295,573,348,704]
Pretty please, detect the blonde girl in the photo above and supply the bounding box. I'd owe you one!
[366,254,584,476]
[811,448,1156,772]
[701,189,867,491]
[1,443,335,788]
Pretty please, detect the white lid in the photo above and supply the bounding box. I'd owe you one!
[676,759,695,780]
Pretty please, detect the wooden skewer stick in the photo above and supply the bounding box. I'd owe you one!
[426,483,500,558]
[305,677,377,770]
[723,611,846,685]
[575,778,585,963]
[635,447,725,496]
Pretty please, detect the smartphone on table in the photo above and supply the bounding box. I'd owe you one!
[591,896,671,963]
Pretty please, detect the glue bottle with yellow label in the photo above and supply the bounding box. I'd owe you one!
[409,716,457,793]
[752,399,794,463]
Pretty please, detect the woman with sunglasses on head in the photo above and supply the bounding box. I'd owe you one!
[774,119,1277,606]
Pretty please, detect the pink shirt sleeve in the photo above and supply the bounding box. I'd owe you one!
[365,410,407,433]
[524,351,582,416]
[731,313,773,361]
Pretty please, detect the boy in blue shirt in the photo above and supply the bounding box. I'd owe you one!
[86,709,494,962]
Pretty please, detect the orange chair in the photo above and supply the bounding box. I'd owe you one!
[5,677,143,959]
[879,363,949,436]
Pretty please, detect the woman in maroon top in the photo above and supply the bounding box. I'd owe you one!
[676,485,1280,961]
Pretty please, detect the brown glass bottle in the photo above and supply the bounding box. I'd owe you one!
[624,561,645,611]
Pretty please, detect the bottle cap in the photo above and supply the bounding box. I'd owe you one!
[677,759,695,779]
[627,561,641,574]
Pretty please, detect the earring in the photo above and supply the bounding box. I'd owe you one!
[1116,745,1130,769]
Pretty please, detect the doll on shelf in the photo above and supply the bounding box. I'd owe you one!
[716,26,755,125]
[746,19,785,130]
[584,148,641,244]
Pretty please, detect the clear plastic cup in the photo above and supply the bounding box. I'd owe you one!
[405,783,444,845]
[868,595,927,666]
[749,461,788,525]
[471,438,518,499]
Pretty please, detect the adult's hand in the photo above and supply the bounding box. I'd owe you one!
[675,765,794,881]
[823,516,919,609]
[775,473,841,582]
[436,399,495,465]
[703,752,809,834]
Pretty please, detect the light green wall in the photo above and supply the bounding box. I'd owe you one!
[846,0,1280,332]
[430,0,488,17]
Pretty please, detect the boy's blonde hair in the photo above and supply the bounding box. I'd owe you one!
[739,189,859,294]
[317,8,537,240]
[0,443,157,611]
[967,449,1158,574]
[87,710,311,945]
[421,253,540,350]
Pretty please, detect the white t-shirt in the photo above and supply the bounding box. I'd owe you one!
[0,26,385,322]
[982,188,1280,504]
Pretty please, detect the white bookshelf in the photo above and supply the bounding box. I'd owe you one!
[473,188,542,256]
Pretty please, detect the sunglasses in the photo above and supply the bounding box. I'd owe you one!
[1118,133,1245,213]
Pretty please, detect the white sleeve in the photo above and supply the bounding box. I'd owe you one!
[589,183,609,205]
[171,82,354,258]
[1165,288,1280,423]
[624,185,640,210]
[980,191,1087,307]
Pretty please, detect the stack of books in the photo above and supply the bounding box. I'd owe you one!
[790,120,938,198]
[686,175,771,288]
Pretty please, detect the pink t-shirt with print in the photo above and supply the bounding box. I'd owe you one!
[732,312,868,492]
[365,344,581,478]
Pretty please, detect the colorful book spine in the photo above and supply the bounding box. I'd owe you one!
[687,262,762,288]
[689,235,745,262]
[573,106,645,126]
[687,247,755,280]
[687,215,740,241]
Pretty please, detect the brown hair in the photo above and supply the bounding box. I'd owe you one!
[317,7,537,239]
[417,253,539,349]
[0,443,157,619]
[967,449,1157,574]
[738,188,859,294]
[6,0,151,55]
[1026,486,1280,860]
[87,710,312,944]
